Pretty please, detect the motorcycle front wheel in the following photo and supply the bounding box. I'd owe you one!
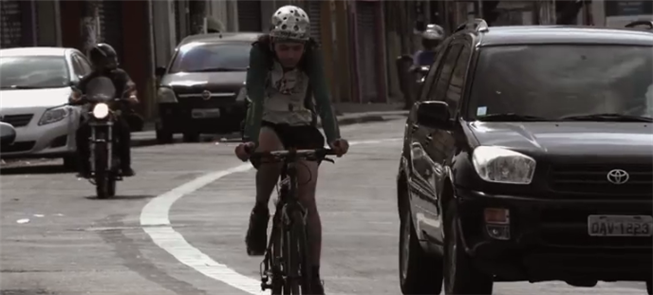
[94,140,112,199]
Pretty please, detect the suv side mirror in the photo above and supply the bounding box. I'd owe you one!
[416,101,451,129]
[155,66,167,77]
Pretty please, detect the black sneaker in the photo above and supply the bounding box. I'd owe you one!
[309,277,325,295]
[245,208,269,256]
[121,167,135,177]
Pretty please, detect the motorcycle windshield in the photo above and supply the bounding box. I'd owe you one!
[85,76,116,103]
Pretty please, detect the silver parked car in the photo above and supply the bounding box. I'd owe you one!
[0,47,92,168]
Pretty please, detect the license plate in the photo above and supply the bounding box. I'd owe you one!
[587,215,653,237]
[191,108,220,119]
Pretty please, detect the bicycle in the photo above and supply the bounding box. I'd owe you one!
[247,148,337,295]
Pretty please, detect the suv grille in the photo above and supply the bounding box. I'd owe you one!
[1,114,33,127]
[549,164,653,197]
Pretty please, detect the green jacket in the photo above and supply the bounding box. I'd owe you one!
[243,37,340,146]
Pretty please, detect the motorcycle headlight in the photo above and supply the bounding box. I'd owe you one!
[39,106,69,125]
[157,87,177,103]
[92,103,110,119]
[472,146,536,185]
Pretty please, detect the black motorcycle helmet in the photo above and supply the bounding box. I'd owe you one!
[89,43,118,70]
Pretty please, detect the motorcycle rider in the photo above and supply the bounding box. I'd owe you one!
[411,24,445,71]
[70,43,138,178]
[234,5,350,294]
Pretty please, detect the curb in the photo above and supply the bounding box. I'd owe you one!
[131,113,392,148]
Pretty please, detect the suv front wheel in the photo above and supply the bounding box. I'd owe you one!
[398,198,443,294]
[444,202,494,294]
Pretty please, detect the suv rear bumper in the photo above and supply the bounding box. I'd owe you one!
[456,189,652,282]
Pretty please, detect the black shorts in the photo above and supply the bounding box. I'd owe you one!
[250,121,325,169]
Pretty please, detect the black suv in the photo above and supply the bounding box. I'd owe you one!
[397,19,653,295]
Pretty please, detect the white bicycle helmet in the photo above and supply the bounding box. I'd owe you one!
[270,5,310,41]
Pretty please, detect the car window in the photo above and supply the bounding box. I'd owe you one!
[75,54,92,75]
[70,55,85,77]
[427,43,462,102]
[0,56,70,89]
[419,40,451,101]
[169,42,250,73]
[444,45,471,114]
[467,45,653,120]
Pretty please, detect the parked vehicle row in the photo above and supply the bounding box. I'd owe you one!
[1,32,260,166]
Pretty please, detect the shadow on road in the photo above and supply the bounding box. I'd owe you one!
[84,194,155,201]
[0,164,70,175]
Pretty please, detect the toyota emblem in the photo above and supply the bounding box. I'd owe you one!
[606,169,629,185]
[201,90,211,100]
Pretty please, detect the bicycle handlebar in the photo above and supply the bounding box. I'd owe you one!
[247,148,337,162]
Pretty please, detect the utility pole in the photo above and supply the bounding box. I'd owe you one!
[80,0,100,55]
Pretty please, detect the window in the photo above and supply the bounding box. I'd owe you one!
[467,44,653,120]
[169,42,251,73]
[70,55,85,77]
[419,40,451,101]
[75,54,92,75]
[427,44,462,102]
[0,56,70,89]
[444,45,471,114]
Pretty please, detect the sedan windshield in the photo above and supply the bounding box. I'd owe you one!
[0,56,70,89]
[169,42,250,73]
[468,45,653,121]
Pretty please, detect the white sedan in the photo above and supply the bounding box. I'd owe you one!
[0,47,92,168]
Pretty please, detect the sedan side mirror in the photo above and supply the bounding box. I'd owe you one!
[416,101,452,129]
[155,66,167,77]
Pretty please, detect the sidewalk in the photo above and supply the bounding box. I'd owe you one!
[132,103,408,147]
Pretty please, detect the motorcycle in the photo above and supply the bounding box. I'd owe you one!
[70,76,132,199]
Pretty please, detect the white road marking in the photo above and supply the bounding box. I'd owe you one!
[16,218,29,224]
[140,137,644,295]
[140,139,400,294]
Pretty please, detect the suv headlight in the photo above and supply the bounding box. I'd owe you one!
[157,87,177,103]
[39,106,69,125]
[472,146,536,185]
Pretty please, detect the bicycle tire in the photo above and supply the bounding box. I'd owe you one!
[285,209,311,294]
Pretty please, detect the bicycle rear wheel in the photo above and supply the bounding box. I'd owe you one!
[285,209,311,294]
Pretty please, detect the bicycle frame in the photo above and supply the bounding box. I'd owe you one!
[254,149,335,294]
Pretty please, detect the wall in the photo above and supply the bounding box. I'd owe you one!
[592,0,652,28]
[59,0,83,50]
[36,0,61,46]
[121,0,152,117]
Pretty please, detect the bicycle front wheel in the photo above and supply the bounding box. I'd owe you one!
[285,210,311,294]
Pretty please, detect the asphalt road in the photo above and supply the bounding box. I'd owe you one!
[0,119,648,295]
